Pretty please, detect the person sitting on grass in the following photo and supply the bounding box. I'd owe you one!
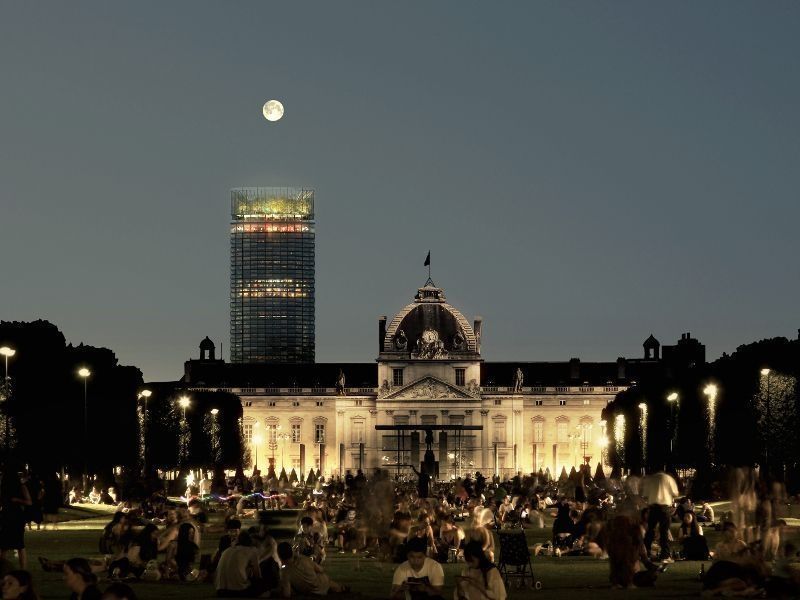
[63,558,102,600]
[296,516,325,563]
[454,540,506,600]
[88,487,102,505]
[215,531,262,597]
[390,537,445,600]
[100,582,137,600]
[698,501,715,523]
[436,514,465,563]
[679,511,709,561]
[108,524,159,579]
[277,541,349,598]
[216,518,242,562]
[1,570,39,600]
[165,522,199,581]
[469,508,496,562]
[409,513,437,558]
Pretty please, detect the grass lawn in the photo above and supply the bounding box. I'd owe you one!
[18,502,799,599]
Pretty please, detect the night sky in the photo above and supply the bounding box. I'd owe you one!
[1,2,798,382]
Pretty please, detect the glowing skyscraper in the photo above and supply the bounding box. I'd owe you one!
[230,187,315,363]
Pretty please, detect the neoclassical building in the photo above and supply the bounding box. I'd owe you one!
[182,281,702,479]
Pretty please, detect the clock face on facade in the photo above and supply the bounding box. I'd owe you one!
[421,329,439,345]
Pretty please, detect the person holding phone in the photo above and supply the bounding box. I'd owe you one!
[390,537,445,600]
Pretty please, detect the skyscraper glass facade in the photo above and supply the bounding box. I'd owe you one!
[230,187,315,363]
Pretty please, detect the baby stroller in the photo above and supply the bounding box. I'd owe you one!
[497,528,542,590]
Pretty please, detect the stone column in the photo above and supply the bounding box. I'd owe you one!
[337,410,345,472]
[480,410,489,472]
[369,409,378,469]
[513,409,522,473]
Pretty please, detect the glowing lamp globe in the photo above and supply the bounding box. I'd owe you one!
[262,100,284,122]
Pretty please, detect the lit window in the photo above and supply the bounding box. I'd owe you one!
[493,420,506,444]
[315,424,325,444]
[533,420,544,443]
[351,420,365,444]
[243,423,253,443]
[267,424,279,444]
[291,424,301,443]
[557,422,568,443]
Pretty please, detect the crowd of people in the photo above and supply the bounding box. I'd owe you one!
[0,464,797,598]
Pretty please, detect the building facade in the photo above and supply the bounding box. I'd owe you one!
[181,281,697,480]
[229,187,315,363]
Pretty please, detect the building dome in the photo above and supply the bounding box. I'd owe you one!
[382,283,479,357]
[200,336,215,351]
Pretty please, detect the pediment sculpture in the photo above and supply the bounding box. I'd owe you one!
[385,376,480,400]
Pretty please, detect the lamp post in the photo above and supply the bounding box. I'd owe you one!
[581,423,592,465]
[78,367,91,489]
[638,402,648,473]
[0,346,14,381]
[178,395,191,419]
[666,392,679,468]
[138,389,152,476]
[277,431,291,474]
[0,347,16,454]
[703,384,718,465]
[177,395,191,466]
[209,408,220,467]
[252,434,263,471]
[761,369,771,475]
[268,424,280,465]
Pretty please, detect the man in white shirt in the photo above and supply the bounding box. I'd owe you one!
[390,537,445,600]
[641,472,680,562]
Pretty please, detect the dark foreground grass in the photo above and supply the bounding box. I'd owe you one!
[18,504,795,600]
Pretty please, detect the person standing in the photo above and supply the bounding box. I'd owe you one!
[640,471,679,562]
[0,470,31,569]
[251,470,265,511]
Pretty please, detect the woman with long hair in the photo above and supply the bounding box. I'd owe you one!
[454,540,506,600]
[171,522,199,580]
[1,570,39,600]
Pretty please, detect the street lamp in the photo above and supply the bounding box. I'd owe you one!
[138,389,152,476]
[277,431,291,474]
[178,395,191,418]
[177,395,191,466]
[760,369,771,475]
[208,408,220,466]
[0,347,15,380]
[252,434,263,470]
[580,423,593,465]
[0,347,16,453]
[638,402,648,471]
[666,392,679,464]
[78,367,91,489]
[703,384,718,464]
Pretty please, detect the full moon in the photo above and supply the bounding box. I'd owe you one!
[262,100,284,122]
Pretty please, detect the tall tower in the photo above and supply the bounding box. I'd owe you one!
[230,187,315,363]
